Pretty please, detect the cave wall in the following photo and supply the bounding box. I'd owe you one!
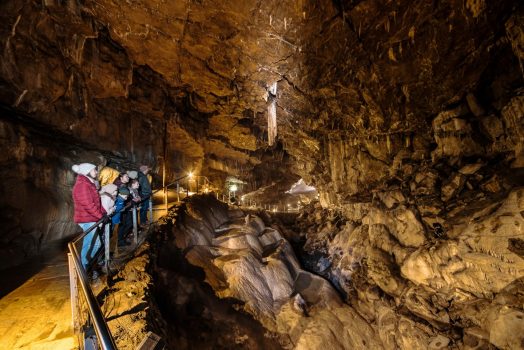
[0,0,248,262]
[0,0,522,347]
[0,0,522,282]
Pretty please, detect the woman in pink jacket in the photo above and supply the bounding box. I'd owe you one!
[72,163,107,269]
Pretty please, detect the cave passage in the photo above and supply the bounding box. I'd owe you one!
[1,0,524,349]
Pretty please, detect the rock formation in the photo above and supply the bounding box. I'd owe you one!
[0,0,523,348]
[157,196,382,349]
[144,194,523,349]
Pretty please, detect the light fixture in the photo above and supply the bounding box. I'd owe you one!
[230,184,238,192]
[188,171,194,179]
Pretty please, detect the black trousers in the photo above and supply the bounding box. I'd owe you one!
[118,210,133,242]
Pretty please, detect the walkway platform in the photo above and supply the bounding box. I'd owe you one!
[0,195,178,349]
[0,244,77,349]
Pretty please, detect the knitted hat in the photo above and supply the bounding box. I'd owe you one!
[118,187,130,195]
[72,163,96,176]
[139,165,150,173]
[127,170,138,179]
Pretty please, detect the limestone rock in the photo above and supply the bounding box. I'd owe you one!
[401,188,524,296]
[466,93,485,117]
[432,108,483,160]
[376,190,406,209]
[428,335,450,349]
[174,196,391,348]
[441,172,466,202]
[506,10,524,61]
[480,115,505,141]
[363,205,426,248]
[411,169,439,196]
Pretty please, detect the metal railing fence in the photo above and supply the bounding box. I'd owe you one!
[68,194,154,350]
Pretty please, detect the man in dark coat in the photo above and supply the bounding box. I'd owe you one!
[138,165,152,225]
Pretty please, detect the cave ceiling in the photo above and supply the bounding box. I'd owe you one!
[0,0,522,195]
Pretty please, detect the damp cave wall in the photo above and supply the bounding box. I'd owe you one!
[0,0,523,277]
[0,1,209,268]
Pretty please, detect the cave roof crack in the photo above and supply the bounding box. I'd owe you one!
[281,74,306,96]
[270,52,295,66]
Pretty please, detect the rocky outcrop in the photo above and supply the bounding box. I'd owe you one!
[297,184,524,349]
[161,195,441,349]
[0,0,523,347]
[102,243,154,350]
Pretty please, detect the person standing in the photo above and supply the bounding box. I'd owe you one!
[129,179,142,204]
[113,172,130,188]
[72,163,107,269]
[127,170,138,181]
[138,165,152,226]
[112,187,131,254]
[99,165,120,187]
[99,184,117,215]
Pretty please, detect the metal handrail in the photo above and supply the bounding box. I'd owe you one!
[151,174,191,195]
[68,197,150,350]
[68,240,117,350]
[150,174,192,212]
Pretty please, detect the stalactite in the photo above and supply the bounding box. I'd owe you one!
[268,101,277,145]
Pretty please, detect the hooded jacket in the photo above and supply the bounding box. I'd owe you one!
[111,195,127,225]
[98,166,120,187]
[99,184,117,214]
[72,174,106,223]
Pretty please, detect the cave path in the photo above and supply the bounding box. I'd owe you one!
[0,189,179,350]
[0,243,77,349]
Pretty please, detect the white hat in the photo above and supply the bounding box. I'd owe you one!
[72,163,96,176]
[127,170,138,179]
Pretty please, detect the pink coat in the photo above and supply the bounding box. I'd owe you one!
[72,175,106,223]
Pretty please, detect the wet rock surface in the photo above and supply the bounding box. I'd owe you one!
[150,200,285,350]
[294,183,524,349]
[159,195,385,349]
[0,0,523,348]
[0,0,523,266]
[101,243,153,350]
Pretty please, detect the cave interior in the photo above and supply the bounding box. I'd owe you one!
[0,0,524,349]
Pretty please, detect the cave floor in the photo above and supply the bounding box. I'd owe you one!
[0,244,77,349]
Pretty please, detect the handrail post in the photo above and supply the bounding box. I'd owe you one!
[68,253,79,332]
[104,223,110,272]
[132,205,138,246]
[148,198,153,223]
[177,182,180,202]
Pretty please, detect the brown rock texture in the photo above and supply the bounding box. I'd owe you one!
[1,0,523,239]
[0,0,523,348]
